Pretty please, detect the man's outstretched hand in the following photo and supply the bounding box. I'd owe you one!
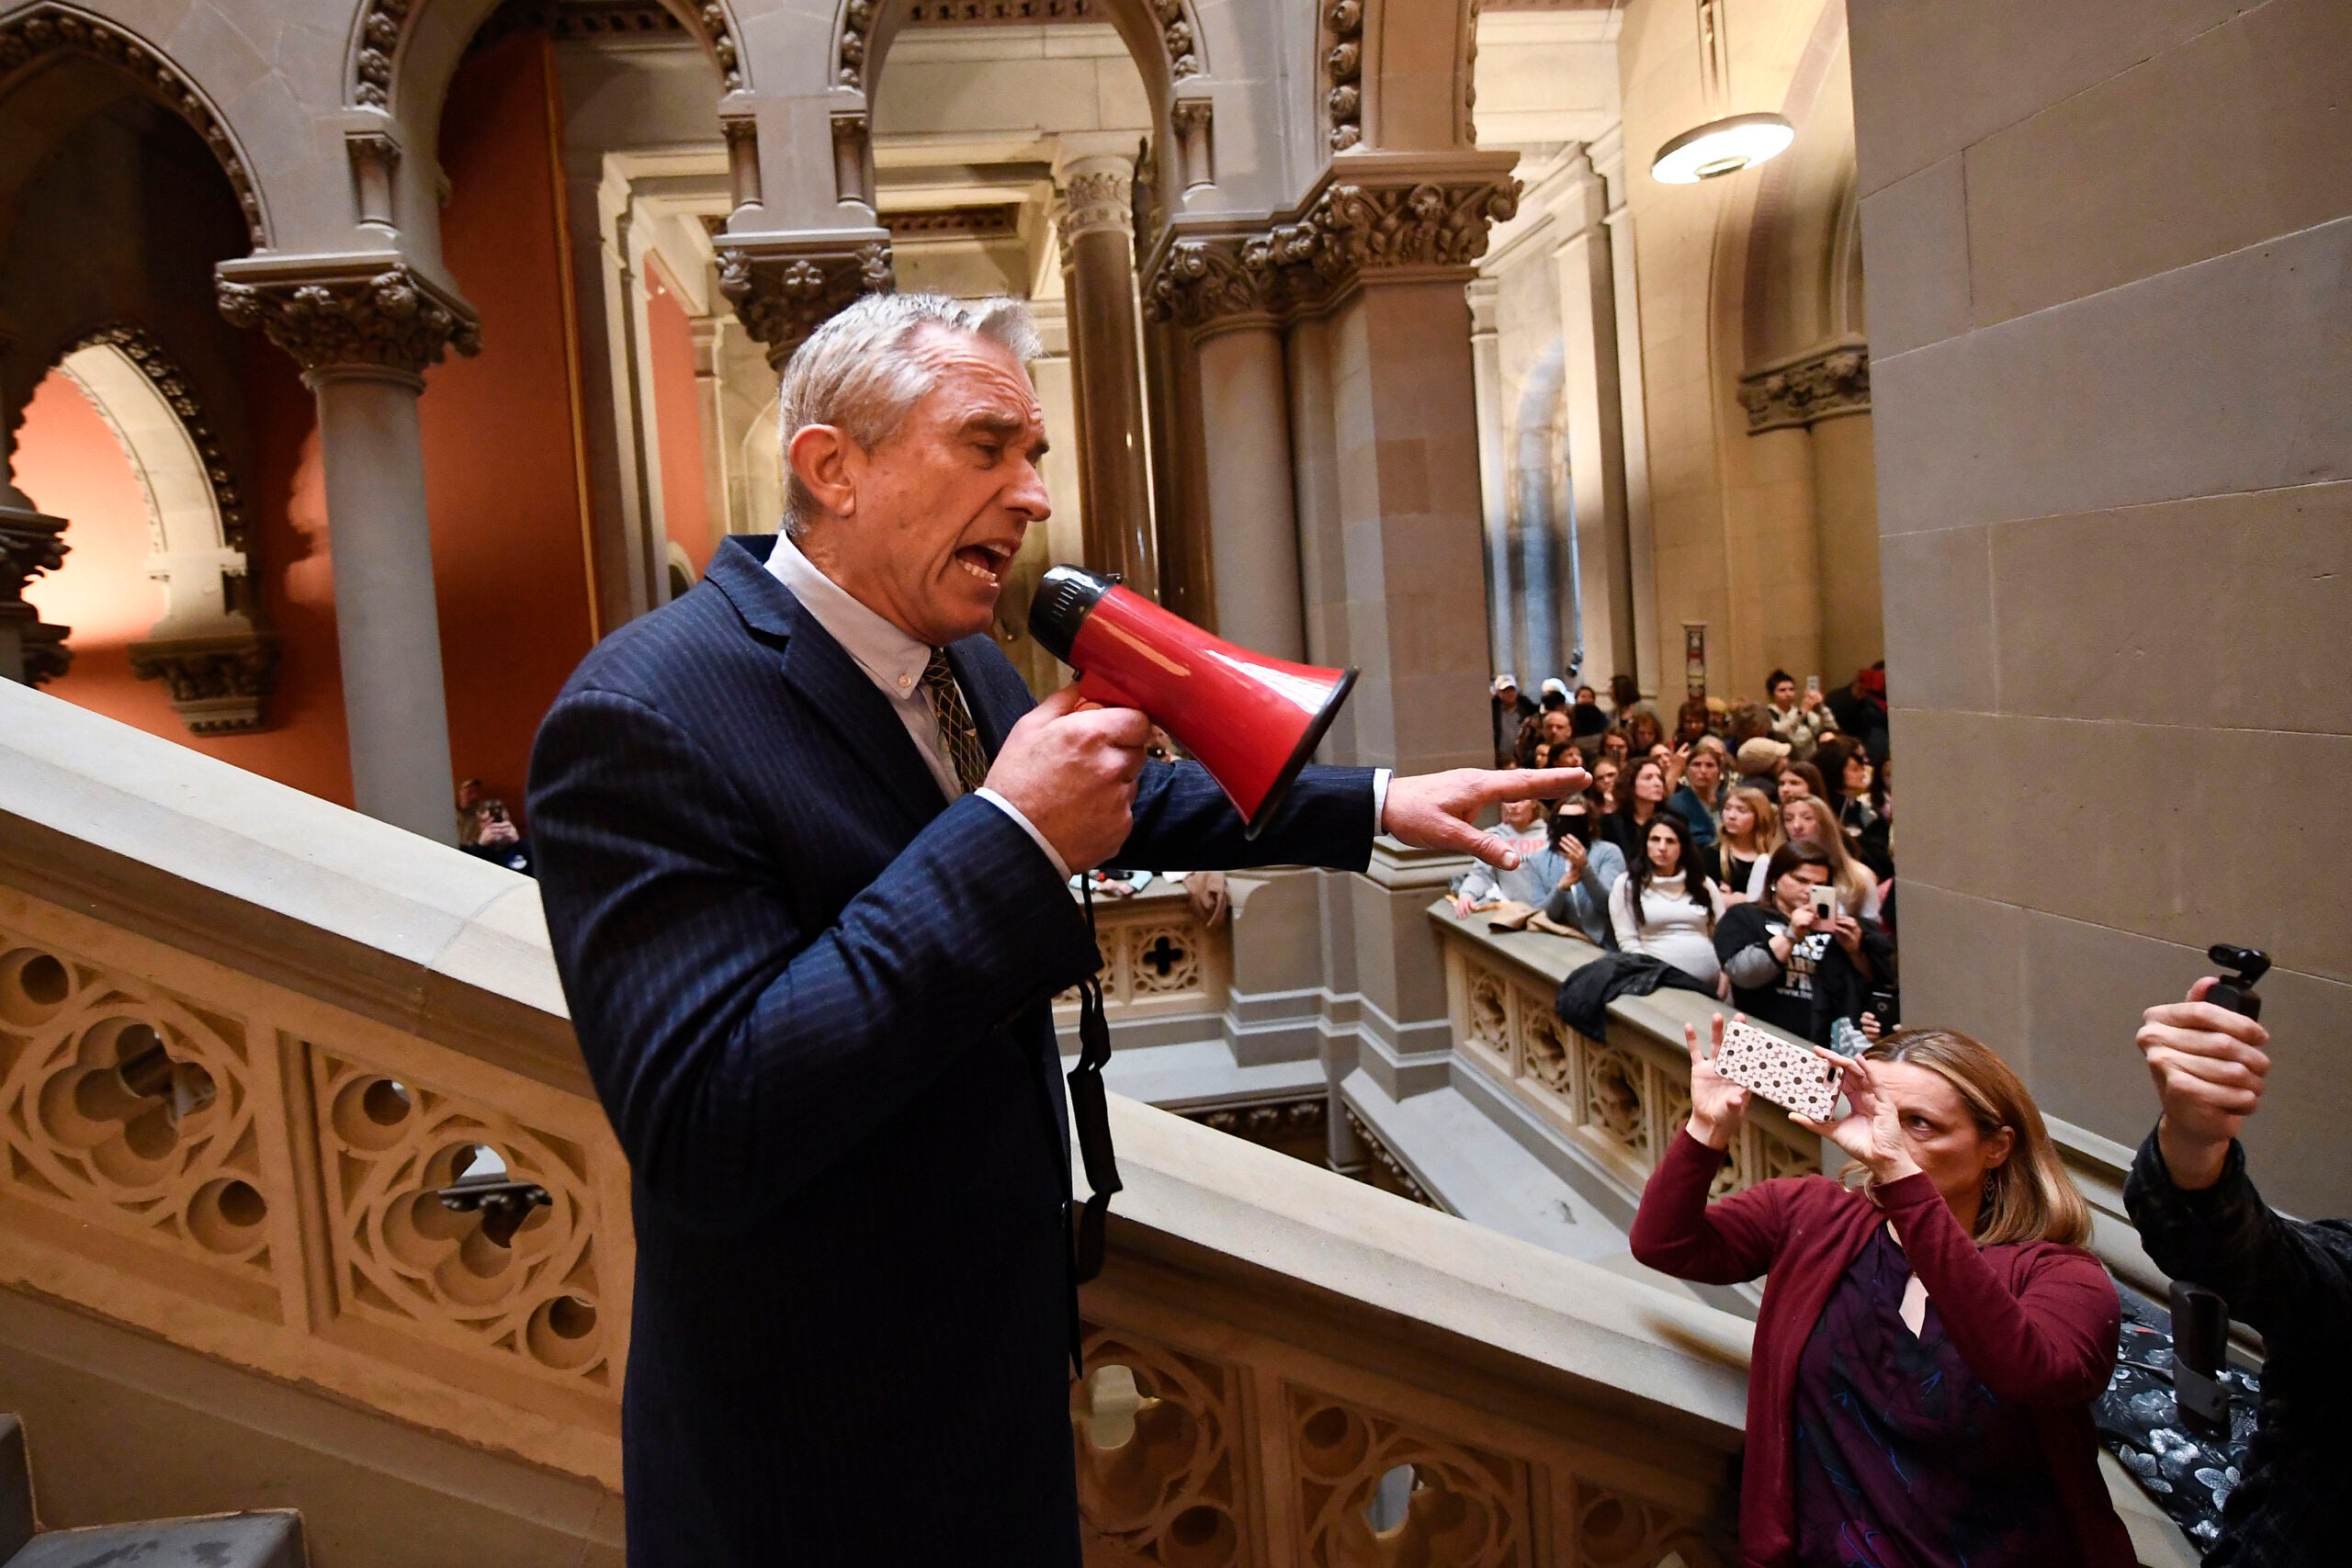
[1383,767,1589,870]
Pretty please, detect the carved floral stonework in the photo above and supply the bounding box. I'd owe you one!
[367,0,742,103]
[216,266,481,378]
[1442,941,1821,1208]
[0,931,277,1301]
[1324,0,1363,151]
[1146,176,1522,329]
[0,891,630,1483]
[1736,343,1870,434]
[0,509,71,687]
[0,6,266,246]
[1071,1325,1250,1563]
[1342,1106,1437,1209]
[840,0,1194,88]
[1057,167,1136,244]
[716,242,895,369]
[309,1045,612,1389]
[128,633,280,736]
[1291,1388,1532,1565]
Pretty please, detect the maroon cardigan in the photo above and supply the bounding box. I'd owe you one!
[1630,1128,2134,1568]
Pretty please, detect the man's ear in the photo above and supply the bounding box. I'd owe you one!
[788,423,861,519]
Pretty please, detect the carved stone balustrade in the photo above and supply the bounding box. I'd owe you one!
[1,683,625,1485]
[1430,905,1827,1210]
[3,681,1758,1557]
[1053,877,1230,1048]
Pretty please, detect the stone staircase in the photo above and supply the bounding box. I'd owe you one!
[0,1414,303,1568]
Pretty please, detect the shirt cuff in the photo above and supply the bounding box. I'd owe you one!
[1372,768,1392,838]
[973,786,1071,881]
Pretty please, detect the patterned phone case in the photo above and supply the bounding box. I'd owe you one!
[1713,1020,1838,1122]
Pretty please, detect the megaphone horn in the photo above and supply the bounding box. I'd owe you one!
[1029,565,1358,840]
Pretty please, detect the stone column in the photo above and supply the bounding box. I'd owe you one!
[1195,321,1304,660]
[216,262,478,841]
[1549,153,1636,689]
[1591,129,1664,697]
[1465,277,1510,682]
[1054,144,1158,598]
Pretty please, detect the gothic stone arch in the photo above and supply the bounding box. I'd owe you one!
[0,4,269,248]
[56,322,278,733]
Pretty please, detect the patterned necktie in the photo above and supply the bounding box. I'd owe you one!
[920,649,990,795]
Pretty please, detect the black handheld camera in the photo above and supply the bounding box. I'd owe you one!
[2207,944,2269,1021]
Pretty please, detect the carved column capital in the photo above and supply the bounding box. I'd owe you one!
[215,262,480,381]
[0,505,71,687]
[128,631,281,734]
[715,237,896,370]
[1145,172,1521,332]
[1736,342,1871,434]
[1057,162,1136,245]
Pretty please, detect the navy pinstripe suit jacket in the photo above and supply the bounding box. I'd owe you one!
[527,536,1376,1566]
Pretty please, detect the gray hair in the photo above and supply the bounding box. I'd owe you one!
[776,291,1042,537]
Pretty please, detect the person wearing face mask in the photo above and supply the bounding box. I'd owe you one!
[1634,1019,2134,1568]
[1537,794,1627,947]
[1713,840,1888,1044]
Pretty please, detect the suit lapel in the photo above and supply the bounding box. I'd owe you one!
[709,539,948,831]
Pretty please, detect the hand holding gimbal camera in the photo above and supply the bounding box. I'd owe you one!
[2134,945,2272,1191]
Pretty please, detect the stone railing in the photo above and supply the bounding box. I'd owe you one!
[1431,905,1827,1206]
[0,696,630,1486]
[1,684,1755,1554]
[1076,1096,1752,1565]
[1052,876,1230,1045]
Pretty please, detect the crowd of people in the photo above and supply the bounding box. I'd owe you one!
[1476,665,2344,1568]
[1467,664,1896,1045]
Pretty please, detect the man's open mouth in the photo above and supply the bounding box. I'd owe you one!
[955,542,1015,587]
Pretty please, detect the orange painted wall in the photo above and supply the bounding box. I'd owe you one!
[419,30,599,818]
[15,30,601,822]
[643,268,714,581]
[14,347,354,803]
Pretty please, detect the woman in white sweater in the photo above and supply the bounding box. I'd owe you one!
[1609,812,1728,988]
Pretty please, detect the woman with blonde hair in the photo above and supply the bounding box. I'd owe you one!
[1633,1021,2131,1568]
[1782,793,1880,919]
[1715,784,1782,902]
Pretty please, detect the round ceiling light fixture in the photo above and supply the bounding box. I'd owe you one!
[1649,111,1795,184]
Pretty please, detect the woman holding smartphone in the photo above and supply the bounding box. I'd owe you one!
[1714,841,1887,1043]
[1782,795,1881,919]
[1633,1021,2134,1567]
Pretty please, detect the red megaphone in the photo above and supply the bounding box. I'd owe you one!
[1029,566,1358,839]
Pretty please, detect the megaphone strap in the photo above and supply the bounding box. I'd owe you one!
[1065,879,1125,1370]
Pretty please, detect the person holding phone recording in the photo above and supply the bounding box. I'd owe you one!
[1713,840,1886,1044]
[2123,965,2352,1568]
[1633,1020,2133,1568]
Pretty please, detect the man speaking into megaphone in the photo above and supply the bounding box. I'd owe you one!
[527,292,1582,1568]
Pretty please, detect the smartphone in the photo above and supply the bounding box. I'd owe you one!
[1808,885,1839,921]
[1805,674,1820,694]
[1714,1020,1838,1121]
